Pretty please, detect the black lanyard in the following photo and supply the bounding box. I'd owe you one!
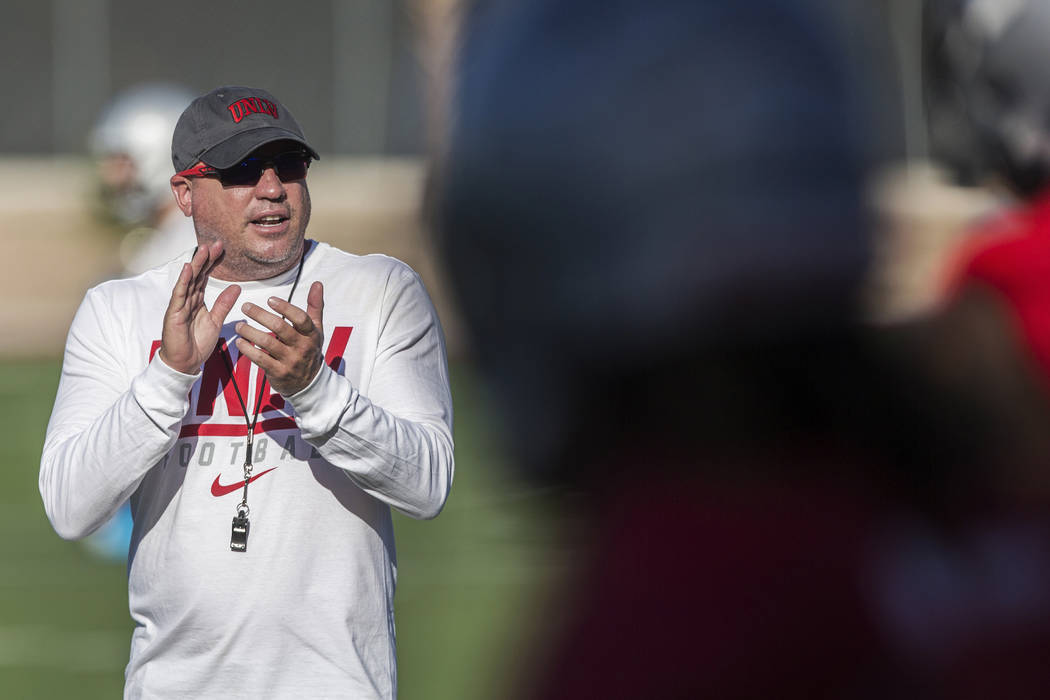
[224,241,311,552]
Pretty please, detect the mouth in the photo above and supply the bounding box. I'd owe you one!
[251,213,289,228]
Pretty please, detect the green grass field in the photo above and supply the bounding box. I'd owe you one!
[0,360,565,699]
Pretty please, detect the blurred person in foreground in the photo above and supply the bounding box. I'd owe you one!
[434,1,1050,697]
[41,85,454,699]
[84,83,199,562]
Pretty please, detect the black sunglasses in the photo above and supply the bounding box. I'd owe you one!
[177,150,311,187]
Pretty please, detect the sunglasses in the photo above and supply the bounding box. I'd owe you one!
[177,151,311,187]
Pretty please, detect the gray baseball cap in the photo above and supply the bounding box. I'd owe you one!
[171,85,319,172]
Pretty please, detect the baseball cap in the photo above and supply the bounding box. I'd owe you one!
[171,85,319,172]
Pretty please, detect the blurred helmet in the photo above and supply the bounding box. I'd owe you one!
[924,0,1050,195]
[90,83,195,224]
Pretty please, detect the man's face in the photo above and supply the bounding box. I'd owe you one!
[171,140,312,281]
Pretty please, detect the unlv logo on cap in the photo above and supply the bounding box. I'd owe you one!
[228,97,279,124]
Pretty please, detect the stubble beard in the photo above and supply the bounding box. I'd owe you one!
[245,236,303,269]
[194,187,312,282]
[199,209,311,282]
[221,233,306,281]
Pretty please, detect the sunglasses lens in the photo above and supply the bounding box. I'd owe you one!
[219,161,264,186]
[273,153,309,181]
[218,152,310,186]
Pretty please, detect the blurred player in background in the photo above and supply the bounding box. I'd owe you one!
[928,0,1050,396]
[917,0,1050,498]
[435,0,1050,696]
[91,83,198,275]
[83,83,198,562]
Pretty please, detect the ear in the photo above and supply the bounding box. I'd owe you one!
[170,175,193,216]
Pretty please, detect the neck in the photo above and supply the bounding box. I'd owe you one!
[206,240,308,282]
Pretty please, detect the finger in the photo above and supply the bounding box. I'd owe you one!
[200,240,226,281]
[235,322,284,358]
[186,259,209,303]
[307,281,324,333]
[234,337,280,372]
[266,297,314,335]
[242,302,298,343]
[187,243,211,281]
[167,262,193,313]
[211,284,241,327]
[184,241,224,300]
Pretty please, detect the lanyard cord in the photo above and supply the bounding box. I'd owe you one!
[215,241,311,516]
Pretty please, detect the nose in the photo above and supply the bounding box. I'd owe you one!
[254,166,286,200]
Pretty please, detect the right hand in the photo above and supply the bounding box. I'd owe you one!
[158,240,242,374]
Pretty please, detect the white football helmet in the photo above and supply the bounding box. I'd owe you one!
[90,83,195,224]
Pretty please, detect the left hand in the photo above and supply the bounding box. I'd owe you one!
[235,281,325,396]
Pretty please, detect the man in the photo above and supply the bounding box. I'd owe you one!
[40,85,454,699]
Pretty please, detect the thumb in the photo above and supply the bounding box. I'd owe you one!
[307,281,324,332]
[211,284,242,326]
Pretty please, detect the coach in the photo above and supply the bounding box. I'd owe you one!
[40,85,454,699]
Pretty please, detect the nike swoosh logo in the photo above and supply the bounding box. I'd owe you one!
[210,467,278,497]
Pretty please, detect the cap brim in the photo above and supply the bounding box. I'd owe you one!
[200,126,320,168]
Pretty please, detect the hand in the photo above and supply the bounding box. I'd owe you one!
[235,281,325,396]
[159,241,242,374]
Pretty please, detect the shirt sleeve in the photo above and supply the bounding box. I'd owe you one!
[285,264,455,520]
[39,288,200,540]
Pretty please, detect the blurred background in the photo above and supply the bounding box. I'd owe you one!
[0,0,1035,698]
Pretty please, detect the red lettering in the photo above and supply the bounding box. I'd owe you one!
[227,97,278,124]
[197,338,250,417]
[325,326,353,371]
[256,364,285,411]
[149,326,353,424]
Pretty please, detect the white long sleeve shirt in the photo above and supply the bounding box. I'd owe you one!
[40,240,454,699]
